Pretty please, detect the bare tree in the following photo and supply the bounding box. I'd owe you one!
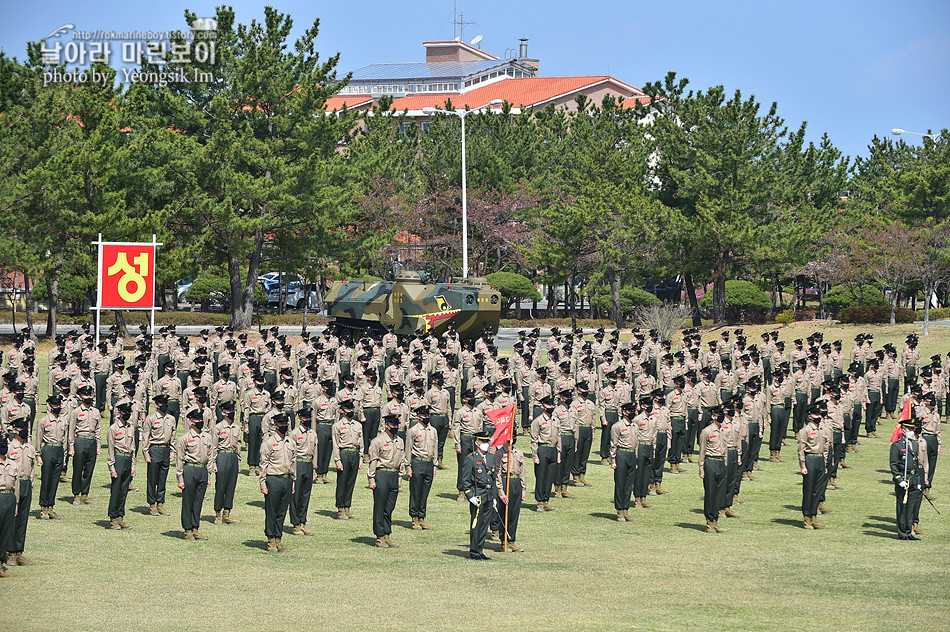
[906,221,950,336]
[851,222,916,326]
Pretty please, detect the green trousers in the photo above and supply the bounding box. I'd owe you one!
[409,458,434,518]
[108,454,132,519]
[533,444,558,503]
[335,449,360,509]
[146,445,170,505]
[702,457,726,522]
[290,461,314,526]
[181,464,208,531]
[39,444,64,507]
[802,454,824,515]
[12,479,31,552]
[0,492,15,563]
[72,436,98,497]
[372,469,399,537]
[213,452,239,511]
[613,449,635,510]
[263,474,292,538]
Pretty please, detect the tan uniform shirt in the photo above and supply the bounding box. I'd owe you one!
[698,422,728,476]
[36,412,69,451]
[242,388,271,416]
[0,456,20,504]
[452,406,483,448]
[609,417,639,465]
[9,438,36,482]
[107,420,136,475]
[797,421,829,470]
[142,413,176,451]
[210,379,238,408]
[530,412,562,455]
[211,420,242,455]
[494,447,526,497]
[407,421,438,463]
[290,425,318,466]
[367,432,407,485]
[175,428,214,485]
[259,432,296,490]
[332,417,364,468]
[68,404,101,451]
[573,396,597,427]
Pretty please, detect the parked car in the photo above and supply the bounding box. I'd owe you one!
[267,281,322,310]
[176,277,194,303]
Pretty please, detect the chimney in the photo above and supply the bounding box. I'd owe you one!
[518,38,528,58]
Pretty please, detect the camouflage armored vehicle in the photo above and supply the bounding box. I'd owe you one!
[325,271,500,340]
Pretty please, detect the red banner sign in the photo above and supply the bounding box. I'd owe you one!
[100,243,156,309]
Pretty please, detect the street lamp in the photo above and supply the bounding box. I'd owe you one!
[891,128,939,140]
[422,99,504,279]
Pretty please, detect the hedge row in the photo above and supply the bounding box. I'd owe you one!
[838,305,915,324]
[915,307,950,321]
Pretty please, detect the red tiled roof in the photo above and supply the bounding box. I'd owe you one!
[324,95,375,111]
[422,40,499,61]
[385,76,649,112]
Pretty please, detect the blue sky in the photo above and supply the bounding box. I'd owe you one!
[1,0,947,159]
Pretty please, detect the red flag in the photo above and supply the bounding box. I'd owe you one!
[890,398,912,442]
[488,404,516,447]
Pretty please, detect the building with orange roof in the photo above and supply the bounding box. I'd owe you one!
[326,37,649,117]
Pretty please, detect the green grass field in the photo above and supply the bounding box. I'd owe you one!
[5,322,950,631]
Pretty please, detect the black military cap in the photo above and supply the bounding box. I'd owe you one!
[339,398,355,410]
[153,394,169,404]
[413,405,430,418]
[56,378,72,388]
[383,414,401,426]
[685,370,697,380]
[185,408,203,421]
[221,401,236,412]
[461,389,476,400]
[47,395,63,406]
[11,382,24,392]
[390,383,404,393]
[540,395,555,406]
[296,406,311,418]
[620,402,636,415]
[576,381,589,391]
[77,385,93,396]
[115,402,133,415]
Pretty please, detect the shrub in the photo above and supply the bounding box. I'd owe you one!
[824,285,886,310]
[774,309,794,326]
[794,309,817,321]
[915,307,950,321]
[838,305,915,324]
[589,286,662,312]
[698,280,770,310]
[485,272,541,305]
[631,304,690,341]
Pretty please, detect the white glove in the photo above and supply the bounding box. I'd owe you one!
[492,499,497,509]
[899,480,908,488]
[469,496,480,506]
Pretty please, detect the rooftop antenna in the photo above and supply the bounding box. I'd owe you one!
[452,1,476,41]
[470,34,483,48]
